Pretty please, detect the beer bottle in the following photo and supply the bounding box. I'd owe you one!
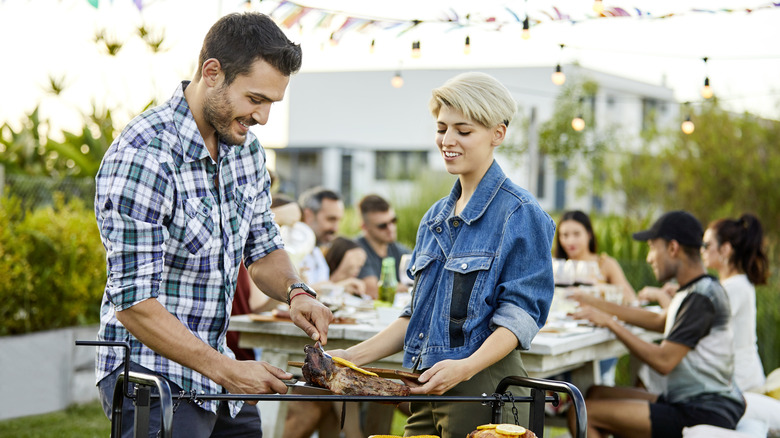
[377,257,398,305]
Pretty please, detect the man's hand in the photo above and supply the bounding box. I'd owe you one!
[570,305,615,328]
[221,360,293,403]
[567,287,602,307]
[289,294,334,344]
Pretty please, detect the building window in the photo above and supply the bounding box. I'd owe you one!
[642,98,666,132]
[375,151,428,180]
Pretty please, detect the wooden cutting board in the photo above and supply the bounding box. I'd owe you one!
[288,361,421,381]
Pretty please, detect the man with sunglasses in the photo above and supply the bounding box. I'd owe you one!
[356,194,411,299]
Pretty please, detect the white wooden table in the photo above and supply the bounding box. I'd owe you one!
[229,314,661,437]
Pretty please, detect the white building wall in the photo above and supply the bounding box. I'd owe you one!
[276,65,677,215]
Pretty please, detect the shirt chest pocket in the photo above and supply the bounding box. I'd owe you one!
[232,184,258,236]
[182,197,216,255]
[444,255,494,320]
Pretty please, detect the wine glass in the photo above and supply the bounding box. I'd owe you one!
[398,254,413,287]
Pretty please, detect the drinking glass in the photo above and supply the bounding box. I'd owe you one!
[398,254,413,287]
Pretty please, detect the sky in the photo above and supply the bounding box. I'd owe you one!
[1,0,779,143]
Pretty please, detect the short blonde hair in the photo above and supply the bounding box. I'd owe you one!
[429,72,516,128]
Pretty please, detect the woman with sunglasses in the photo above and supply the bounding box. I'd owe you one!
[329,72,556,437]
[692,213,780,436]
[701,214,768,392]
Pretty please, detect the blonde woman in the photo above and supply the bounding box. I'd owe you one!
[329,72,556,438]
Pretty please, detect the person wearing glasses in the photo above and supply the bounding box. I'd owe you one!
[568,211,745,438]
[356,194,411,299]
[328,72,556,437]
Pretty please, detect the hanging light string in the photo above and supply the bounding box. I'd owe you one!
[258,0,780,44]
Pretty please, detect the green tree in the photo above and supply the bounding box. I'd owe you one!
[504,78,621,204]
[620,98,780,239]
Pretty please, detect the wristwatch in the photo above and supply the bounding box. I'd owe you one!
[287,282,317,305]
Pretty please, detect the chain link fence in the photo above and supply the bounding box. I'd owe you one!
[3,173,95,210]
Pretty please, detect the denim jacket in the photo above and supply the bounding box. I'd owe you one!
[401,161,555,370]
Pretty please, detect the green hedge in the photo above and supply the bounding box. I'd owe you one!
[0,193,105,335]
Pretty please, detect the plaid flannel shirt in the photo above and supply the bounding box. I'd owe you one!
[94,82,284,415]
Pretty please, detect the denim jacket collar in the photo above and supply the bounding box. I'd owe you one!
[427,160,506,228]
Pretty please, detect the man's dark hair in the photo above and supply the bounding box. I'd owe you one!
[298,187,341,214]
[358,194,390,216]
[196,12,302,85]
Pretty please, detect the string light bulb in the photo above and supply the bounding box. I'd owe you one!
[551,64,565,86]
[700,57,713,99]
[522,16,531,40]
[411,41,421,58]
[391,71,404,88]
[369,39,375,54]
[701,77,713,99]
[552,44,566,85]
[593,0,604,13]
[572,115,585,131]
[464,35,471,54]
[681,115,695,134]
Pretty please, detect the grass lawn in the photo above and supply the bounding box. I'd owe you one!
[0,401,110,438]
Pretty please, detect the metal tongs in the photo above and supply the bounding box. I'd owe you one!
[315,341,347,429]
[316,341,332,358]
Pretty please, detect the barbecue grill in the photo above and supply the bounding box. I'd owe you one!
[77,340,586,438]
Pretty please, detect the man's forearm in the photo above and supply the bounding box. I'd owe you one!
[116,298,230,386]
[247,249,302,302]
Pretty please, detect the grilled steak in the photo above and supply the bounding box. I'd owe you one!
[301,344,410,396]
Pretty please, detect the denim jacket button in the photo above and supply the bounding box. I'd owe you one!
[418,332,424,339]
[435,226,442,233]
[453,220,459,227]
[461,263,468,270]
[411,356,417,362]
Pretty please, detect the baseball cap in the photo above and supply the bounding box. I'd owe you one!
[632,210,703,248]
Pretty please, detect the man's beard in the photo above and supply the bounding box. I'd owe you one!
[203,85,250,146]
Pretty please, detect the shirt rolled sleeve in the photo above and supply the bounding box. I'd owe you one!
[97,146,172,311]
[243,167,285,267]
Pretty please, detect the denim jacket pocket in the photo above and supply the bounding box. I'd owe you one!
[408,254,438,312]
[182,197,215,254]
[444,255,494,348]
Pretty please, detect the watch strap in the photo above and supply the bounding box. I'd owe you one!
[287,282,316,305]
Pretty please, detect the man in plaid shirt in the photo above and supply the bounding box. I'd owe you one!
[94,12,333,437]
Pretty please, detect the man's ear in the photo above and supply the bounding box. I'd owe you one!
[667,240,681,258]
[201,58,222,87]
[302,208,315,224]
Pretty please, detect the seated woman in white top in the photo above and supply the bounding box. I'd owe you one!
[689,213,779,437]
[701,213,768,392]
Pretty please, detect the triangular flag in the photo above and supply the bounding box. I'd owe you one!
[87,0,99,8]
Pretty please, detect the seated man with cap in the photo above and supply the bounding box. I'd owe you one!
[566,210,745,438]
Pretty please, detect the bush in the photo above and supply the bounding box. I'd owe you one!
[0,193,105,335]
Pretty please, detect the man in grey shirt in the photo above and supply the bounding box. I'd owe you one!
[567,211,745,438]
[356,194,410,299]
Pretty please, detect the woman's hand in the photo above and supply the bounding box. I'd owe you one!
[408,359,475,395]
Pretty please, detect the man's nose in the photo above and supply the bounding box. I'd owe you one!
[252,105,271,126]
